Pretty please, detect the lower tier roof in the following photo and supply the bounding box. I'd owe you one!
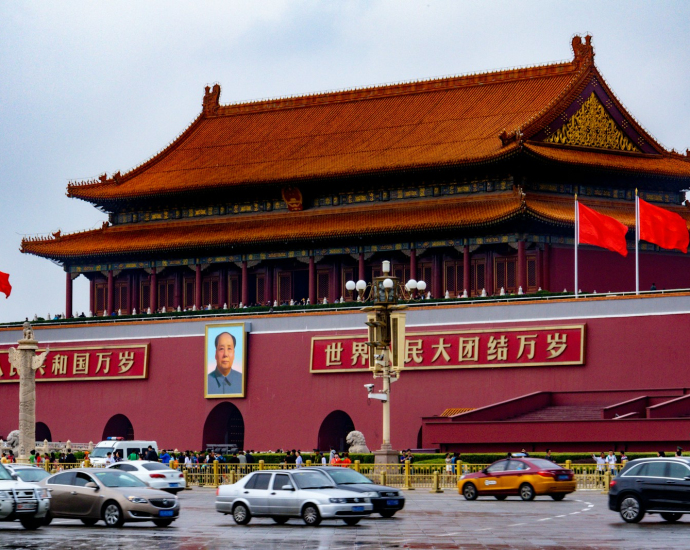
[21,192,690,264]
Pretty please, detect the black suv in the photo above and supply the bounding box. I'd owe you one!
[608,457,690,523]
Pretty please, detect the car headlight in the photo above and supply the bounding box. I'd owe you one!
[329,498,347,503]
[127,496,149,504]
[363,497,371,503]
[36,488,50,499]
[0,490,10,498]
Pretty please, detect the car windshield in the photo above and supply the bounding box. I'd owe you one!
[90,447,114,458]
[142,463,170,471]
[528,459,564,470]
[14,468,51,482]
[93,470,147,487]
[291,470,335,489]
[0,464,13,481]
[326,468,373,485]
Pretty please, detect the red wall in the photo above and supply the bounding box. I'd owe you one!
[2,309,690,452]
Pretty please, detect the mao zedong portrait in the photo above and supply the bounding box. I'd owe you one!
[207,331,243,395]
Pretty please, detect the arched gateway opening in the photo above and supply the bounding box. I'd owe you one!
[102,414,134,441]
[35,422,52,442]
[202,402,245,451]
[317,410,355,452]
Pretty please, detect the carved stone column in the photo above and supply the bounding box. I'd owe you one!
[8,323,48,461]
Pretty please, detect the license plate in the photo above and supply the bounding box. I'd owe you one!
[386,499,399,506]
[351,506,364,512]
[169,483,179,487]
[557,475,569,481]
[159,510,174,517]
[17,503,37,511]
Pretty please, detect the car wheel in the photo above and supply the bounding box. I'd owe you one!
[302,504,322,526]
[661,512,682,523]
[19,517,43,530]
[619,495,645,523]
[343,518,361,526]
[272,516,289,524]
[43,512,53,526]
[519,483,535,501]
[81,518,99,526]
[462,482,478,501]
[379,510,396,518]
[102,501,125,528]
[153,519,174,527]
[232,503,251,525]
[550,494,566,501]
[494,495,507,501]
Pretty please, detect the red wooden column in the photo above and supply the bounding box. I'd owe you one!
[517,240,527,292]
[485,252,493,296]
[543,244,550,292]
[65,272,73,318]
[432,253,442,299]
[194,264,202,309]
[463,246,470,295]
[265,266,273,305]
[89,278,95,315]
[150,267,157,313]
[308,256,316,304]
[358,253,365,281]
[536,247,543,290]
[107,270,114,315]
[331,260,340,303]
[241,261,248,305]
[219,267,227,308]
[173,272,181,310]
[409,249,417,281]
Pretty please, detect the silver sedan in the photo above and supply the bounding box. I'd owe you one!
[216,469,375,526]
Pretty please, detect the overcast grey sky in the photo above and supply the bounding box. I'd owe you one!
[1,1,689,323]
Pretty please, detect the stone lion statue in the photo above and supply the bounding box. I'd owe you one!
[346,430,370,453]
[6,430,19,450]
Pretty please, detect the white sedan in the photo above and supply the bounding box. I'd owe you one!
[106,461,186,494]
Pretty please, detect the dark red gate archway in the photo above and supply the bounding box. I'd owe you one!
[317,410,355,452]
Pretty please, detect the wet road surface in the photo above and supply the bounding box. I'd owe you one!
[2,488,690,549]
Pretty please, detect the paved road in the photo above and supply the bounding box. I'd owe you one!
[2,488,690,549]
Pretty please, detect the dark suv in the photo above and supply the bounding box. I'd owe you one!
[608,457,690,523]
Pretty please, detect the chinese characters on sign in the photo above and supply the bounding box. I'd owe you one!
[0,344,149,383]
[311,326,585,372]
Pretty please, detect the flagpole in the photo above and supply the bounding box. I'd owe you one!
[575,194,578,298]
[635,189,639,295]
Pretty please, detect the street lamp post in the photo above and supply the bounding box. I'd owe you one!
[346,261,427,464]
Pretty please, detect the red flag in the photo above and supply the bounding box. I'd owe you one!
[638,198,689,253]
[578,202,629,256]
[0,271,11,298]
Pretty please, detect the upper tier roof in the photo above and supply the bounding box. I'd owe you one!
[66,36,690,206]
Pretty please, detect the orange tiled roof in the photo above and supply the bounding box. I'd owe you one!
[22,193,525,261]
[23,192,690,262]
[525,143,690,178]
[528,193,690,229]
[440,408,476,417]
[67,39,602,203]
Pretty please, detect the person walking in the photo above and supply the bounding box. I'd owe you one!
[295,451,304,468]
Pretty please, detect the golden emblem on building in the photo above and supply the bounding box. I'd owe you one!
[545,93,640,152]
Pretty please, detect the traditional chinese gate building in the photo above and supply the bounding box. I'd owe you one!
[6,36,690,452]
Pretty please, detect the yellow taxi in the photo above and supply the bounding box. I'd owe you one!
[458,457,576,501]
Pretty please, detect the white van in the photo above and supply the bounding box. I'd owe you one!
[90,439,158,466]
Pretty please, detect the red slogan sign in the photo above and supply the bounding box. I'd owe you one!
[0,344,149,383]
[311,326,585,373]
